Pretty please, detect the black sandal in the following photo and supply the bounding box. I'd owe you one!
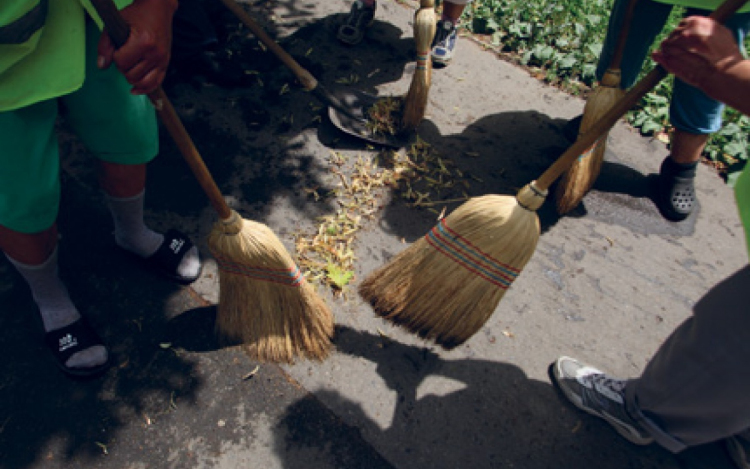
[658,158,698,222]
[141,229,202,285]
[44,318,110,379]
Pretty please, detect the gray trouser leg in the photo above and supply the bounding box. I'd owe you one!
[625,265,750,453]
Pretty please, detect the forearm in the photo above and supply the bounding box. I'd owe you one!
[130,0,178,16]
[700,59,750,116]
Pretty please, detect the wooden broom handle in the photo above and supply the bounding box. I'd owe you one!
[609,0,638,70]
[535,0,749,192]
[88,0,233,220]
[218,0,319,91]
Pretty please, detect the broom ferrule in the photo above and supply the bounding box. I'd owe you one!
[216,210,243,235]
[516,181,547,211]
[600,69,622,87]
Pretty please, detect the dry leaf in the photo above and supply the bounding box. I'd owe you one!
[243,365,260,380]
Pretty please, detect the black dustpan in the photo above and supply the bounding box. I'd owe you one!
[220,0,413,149]
[327,89,413,148]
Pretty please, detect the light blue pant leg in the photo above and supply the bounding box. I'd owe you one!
[625,265,750,452]
[670,11,750,134]
[596,0,673,88]
[597,0,750,134]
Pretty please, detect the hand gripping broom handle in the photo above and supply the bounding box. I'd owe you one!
[89,0,233,221]
[218,0,364,122]
[534,0,749,192]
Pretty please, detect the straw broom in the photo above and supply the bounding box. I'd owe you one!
[401,0,437,132]
[359,189,544,349]
[359,0,746,350]
[554,0,638,214]
[90,0,334,363]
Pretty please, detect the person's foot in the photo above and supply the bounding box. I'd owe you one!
[118,229,203,285]
[5,251,110,377]
[431,19,459,66]
[337,0,376,45]
[550,356,654,445]
[657,157,698,221]
[45,317,110,379]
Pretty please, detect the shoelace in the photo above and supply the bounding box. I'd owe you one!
[579,372,629,410]
[433,21,454,45]
[588,373,627,393]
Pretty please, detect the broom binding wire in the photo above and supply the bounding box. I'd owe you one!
[425,219,521,289]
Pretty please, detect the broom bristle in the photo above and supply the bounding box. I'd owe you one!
[359,185,545,349]
[208,211,334,363]
[401,4,436,131]
[555,71,625,214]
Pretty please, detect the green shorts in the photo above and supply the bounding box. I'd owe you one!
[0,19,158,234]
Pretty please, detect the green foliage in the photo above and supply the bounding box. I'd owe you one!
[464,0,749,182]
[468,0,610,86]
[326,263,354,290]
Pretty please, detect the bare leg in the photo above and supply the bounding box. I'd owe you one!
[441,1,467,22]
[0,224,57,265]
[669,129,709,165]
[98,160,147,198]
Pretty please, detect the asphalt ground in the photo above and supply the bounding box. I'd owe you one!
[1,0,748,467]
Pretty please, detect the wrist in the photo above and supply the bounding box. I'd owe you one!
[701,59,750,115]
[131,0,178,15]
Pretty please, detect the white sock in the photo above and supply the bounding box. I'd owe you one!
[106,190,163,258]
[107,190,201,280]
[6,249,108,370]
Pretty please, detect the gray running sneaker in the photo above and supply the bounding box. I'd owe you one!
[337,0,376,45]
[550,356,654,445]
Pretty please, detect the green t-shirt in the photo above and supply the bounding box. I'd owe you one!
[735,164,750,259]
[0,0,131,112]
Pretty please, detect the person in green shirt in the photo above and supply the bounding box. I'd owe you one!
[0,0,203,378]
[551,17,750,467]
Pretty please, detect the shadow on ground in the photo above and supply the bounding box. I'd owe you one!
[274,326,738,469]
[339,109,695,250]
[0,174,208,468]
